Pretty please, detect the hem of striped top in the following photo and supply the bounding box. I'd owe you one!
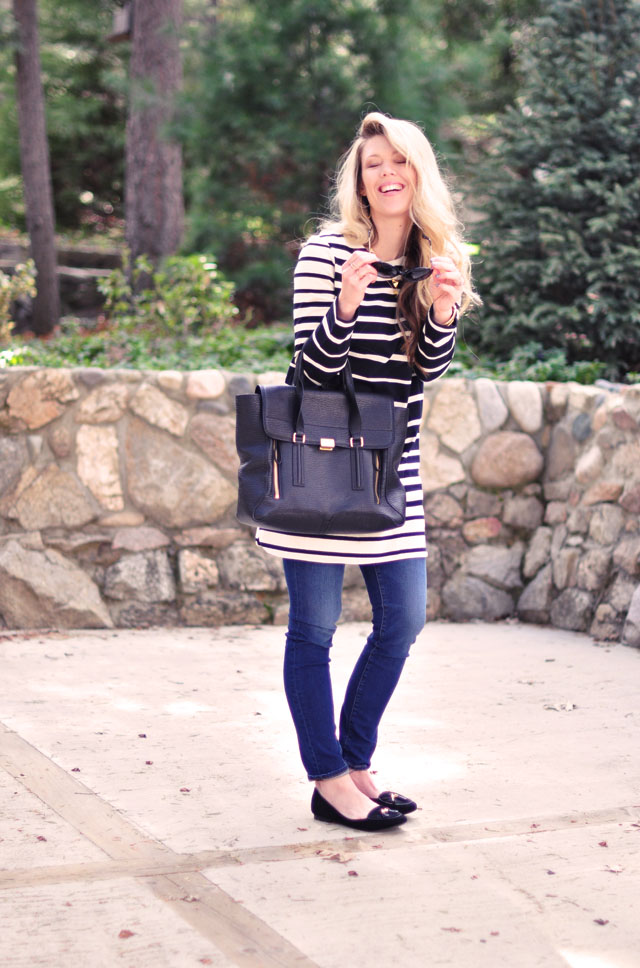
[255,533,428,566]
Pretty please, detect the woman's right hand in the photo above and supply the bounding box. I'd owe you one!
[337,250,379,321]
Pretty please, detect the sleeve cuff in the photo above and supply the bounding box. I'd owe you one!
[428,304,459,329]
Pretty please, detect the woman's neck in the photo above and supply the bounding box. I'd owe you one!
[371,216,412,261]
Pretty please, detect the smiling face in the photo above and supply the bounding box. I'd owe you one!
[359,134,416,224]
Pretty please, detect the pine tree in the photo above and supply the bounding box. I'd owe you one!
[179,0,463,321]
[12,0,60,335]
[472,0,640,379]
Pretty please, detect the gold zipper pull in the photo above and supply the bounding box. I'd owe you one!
[272,440,281,499]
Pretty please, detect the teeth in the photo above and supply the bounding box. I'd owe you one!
[381,184,403,193]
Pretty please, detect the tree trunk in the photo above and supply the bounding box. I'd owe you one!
[125,0,184,270]
[12,0,60,336]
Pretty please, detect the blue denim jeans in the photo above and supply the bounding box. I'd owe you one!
[283,556,427,781]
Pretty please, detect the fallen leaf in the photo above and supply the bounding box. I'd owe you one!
[181,895,200,903]
[118,929,135,939]
[598,841,608,847]
[138,733,147,738]
[593,919,609,926]
[347,870,359,877]
[71,767,81,772]
[37,835,47,842]
[604,866,624,874]
[546,870,556,875]
[296,827,308,831]
[490,931,500,936]
[145,760,153,765]
[315,850,354,864]
[441,927,461,933]
[180,787,191,793]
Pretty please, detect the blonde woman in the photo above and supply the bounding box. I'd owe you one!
[257,113,473,831]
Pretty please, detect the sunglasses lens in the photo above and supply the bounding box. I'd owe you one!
[372,261,396,277]
[406,267,433,280]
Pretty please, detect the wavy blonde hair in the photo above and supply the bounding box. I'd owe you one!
[320,112,477,364]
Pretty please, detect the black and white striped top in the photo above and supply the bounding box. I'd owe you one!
[256,230,457,564]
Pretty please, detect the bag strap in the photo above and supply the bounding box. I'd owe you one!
[293,353,363,445]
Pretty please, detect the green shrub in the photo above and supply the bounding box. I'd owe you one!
[0,318,295,372]
[0,260,36,341]
[449,340,608,385]
[0,176,24,229]
[98,251,239,336]
[0,251,299,372]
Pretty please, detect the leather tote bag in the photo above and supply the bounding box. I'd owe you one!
[235,354,407,535]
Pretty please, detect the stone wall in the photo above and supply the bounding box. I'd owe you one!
[0,366,639,645]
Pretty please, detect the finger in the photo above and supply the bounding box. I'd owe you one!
[432,282,462,302]
[349,264,377,285]
[432,262,462,286]
[432,269,463,291]
[344,251,378,271]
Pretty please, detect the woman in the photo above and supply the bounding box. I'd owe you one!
[257,113,473,831]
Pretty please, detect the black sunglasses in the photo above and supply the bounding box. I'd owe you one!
[372,261,433,283]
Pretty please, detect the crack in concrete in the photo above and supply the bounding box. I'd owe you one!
[0,723,320,968]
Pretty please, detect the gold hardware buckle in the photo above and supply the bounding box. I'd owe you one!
[319,437,335,451]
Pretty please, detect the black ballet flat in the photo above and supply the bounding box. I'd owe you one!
[372,791,418,814]
[311,789,406,832]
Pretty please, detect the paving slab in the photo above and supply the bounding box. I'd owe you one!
[1,621,639,967]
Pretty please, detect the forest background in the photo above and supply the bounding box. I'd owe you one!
[0,0,638,383]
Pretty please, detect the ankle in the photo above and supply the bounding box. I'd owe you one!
[315,774,351,795]
[349,769,380,798]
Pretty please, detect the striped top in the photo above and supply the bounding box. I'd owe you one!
[255,230,457,564]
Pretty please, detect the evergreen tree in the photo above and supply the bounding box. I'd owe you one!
[0,0,126,230]
[472,0,640,378]
[179,0,464,321]
[40,0,126,229]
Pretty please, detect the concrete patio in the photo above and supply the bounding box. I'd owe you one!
[1,620,639,967]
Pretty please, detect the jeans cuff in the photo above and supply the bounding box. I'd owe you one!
[308,767,350,781]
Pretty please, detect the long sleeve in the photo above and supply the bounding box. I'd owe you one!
[415,307,458,383]
[287,235,355,386]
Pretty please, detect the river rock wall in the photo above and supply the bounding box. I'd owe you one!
[0,366,639,645]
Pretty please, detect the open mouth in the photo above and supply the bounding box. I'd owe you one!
[379,183,404,194]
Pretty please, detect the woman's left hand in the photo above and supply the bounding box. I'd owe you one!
[429,257,463,325]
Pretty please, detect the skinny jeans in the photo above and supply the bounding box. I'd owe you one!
[283,556,427,781]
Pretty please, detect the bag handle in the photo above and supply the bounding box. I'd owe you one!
[293,352,363,445]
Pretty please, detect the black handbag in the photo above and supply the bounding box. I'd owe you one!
[235,354,407,535]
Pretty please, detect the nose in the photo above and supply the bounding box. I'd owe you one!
[381,160,397,176]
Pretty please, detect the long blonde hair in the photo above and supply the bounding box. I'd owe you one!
[321,112,476,364]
